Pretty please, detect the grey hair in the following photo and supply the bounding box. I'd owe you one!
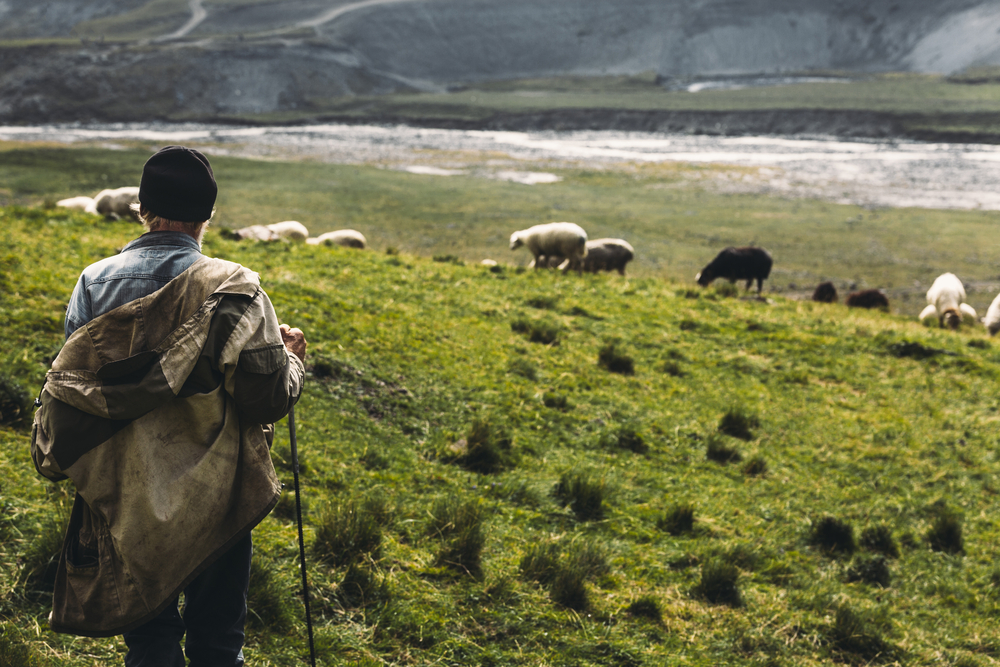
[129,202,213,233]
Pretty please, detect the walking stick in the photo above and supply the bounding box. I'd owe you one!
[288,405,317,667]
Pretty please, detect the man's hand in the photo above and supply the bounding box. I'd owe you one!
[280,324,307,362]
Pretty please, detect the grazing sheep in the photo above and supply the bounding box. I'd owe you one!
[695,246,773,293]
[481,259,498,267]
[581,238,635,275]
[918,272,977,330]
[229,225,278,241]
[510,222,588,273]
[306,229,367,249]
[266,220,309,242]
[527,255,568,269]
[984,292,1000,335]
[845,289,889,310]
[56,196,98,213]
[93,187,140,220]
[812,281,838,303]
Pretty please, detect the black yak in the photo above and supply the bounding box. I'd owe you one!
[812,281,838,303]
[695,246,772,294]
[845,289,889,310]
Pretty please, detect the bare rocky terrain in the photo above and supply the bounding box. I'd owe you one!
[1,0,1000,130]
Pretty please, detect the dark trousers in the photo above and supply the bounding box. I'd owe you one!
[123,533,252,667]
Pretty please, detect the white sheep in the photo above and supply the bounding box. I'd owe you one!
[231,225,278,241]
[983,292,1000,335]
[918,272,977,329]
[509,222,588,273]
[56,196,98,213]
[266,220,309,242]
[306,229,367,249]
[93,187,140,220]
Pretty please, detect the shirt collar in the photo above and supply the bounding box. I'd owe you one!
[122,231,203,253]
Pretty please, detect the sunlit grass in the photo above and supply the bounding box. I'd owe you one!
[3,153,1000,664]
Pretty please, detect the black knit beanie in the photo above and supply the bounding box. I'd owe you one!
[138,146,218,223]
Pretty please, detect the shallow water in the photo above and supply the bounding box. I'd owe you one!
[4,122,1000,210]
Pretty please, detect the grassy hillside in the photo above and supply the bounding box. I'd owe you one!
[3,144,1000,318]
[3,198,1000,665]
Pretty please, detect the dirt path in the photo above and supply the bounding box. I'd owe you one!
[297,0,423,29]
[154,0,207,42]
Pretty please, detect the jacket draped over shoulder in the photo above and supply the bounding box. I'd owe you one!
[31,256,303,637]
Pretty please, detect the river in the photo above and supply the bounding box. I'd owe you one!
[3,122,1000,211]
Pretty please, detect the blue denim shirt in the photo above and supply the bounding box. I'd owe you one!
[65,232,204,338]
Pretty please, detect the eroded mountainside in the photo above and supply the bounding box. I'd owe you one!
[1,0,1000,125]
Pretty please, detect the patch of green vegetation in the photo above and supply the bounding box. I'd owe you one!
[5,146,1000,320]
[4,152,1000,663]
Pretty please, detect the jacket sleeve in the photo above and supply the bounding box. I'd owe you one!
[219,288,305,425]
[232,349,304,425]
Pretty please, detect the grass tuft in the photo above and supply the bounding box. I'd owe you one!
[705,434,742,463]
[506,356,538,381]
[625,595,663,624]
[810,516,857,556]
[660,360,685,376]
[542,392,571,410]
[549,567,590,611]
[597,339,635,375]
[519,541,562,585]
[826,606,899,664]
[18,505,69,596]
[511,317,560,344]
[553,470,608,521]
[860,524,900,559]
[886,340,944,359]
[657,502,695,536]
[845,554,891,588]
[566,539,611,579]
[741,455,768,477]
[246,557,295,631]
[451,418,515,474]
[0,374,31,426]
[0,624,42,667]
[526,295,559,310]
[692,558,742,607]
[927,506,964,554]
[507,356,538,380]
[429,497,486,576]
[718,406,760,440]
[337,563,389,609]
[271,489,307,522]
[313,499,383,567]
[600,423,647,454]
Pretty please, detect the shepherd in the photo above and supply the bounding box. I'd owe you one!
[31,145,307,666]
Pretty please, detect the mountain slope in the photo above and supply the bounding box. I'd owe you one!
[1,0,1000,124]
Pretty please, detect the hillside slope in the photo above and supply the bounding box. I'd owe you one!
[2,0,1000,124]
[3,205,1000,665]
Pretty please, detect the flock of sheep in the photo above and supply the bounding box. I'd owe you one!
[57,190,1000,335]
[56,188,369,249]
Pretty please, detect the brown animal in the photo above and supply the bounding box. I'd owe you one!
[845,289,889,310]
[812,282,838,303]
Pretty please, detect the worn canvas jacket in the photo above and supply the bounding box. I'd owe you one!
[30,256,303,637]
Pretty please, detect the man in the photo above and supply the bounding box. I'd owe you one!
[31,145,306,666]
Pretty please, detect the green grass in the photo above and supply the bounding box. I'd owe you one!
[4,145,1000,319]
[5,150,1000,664]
